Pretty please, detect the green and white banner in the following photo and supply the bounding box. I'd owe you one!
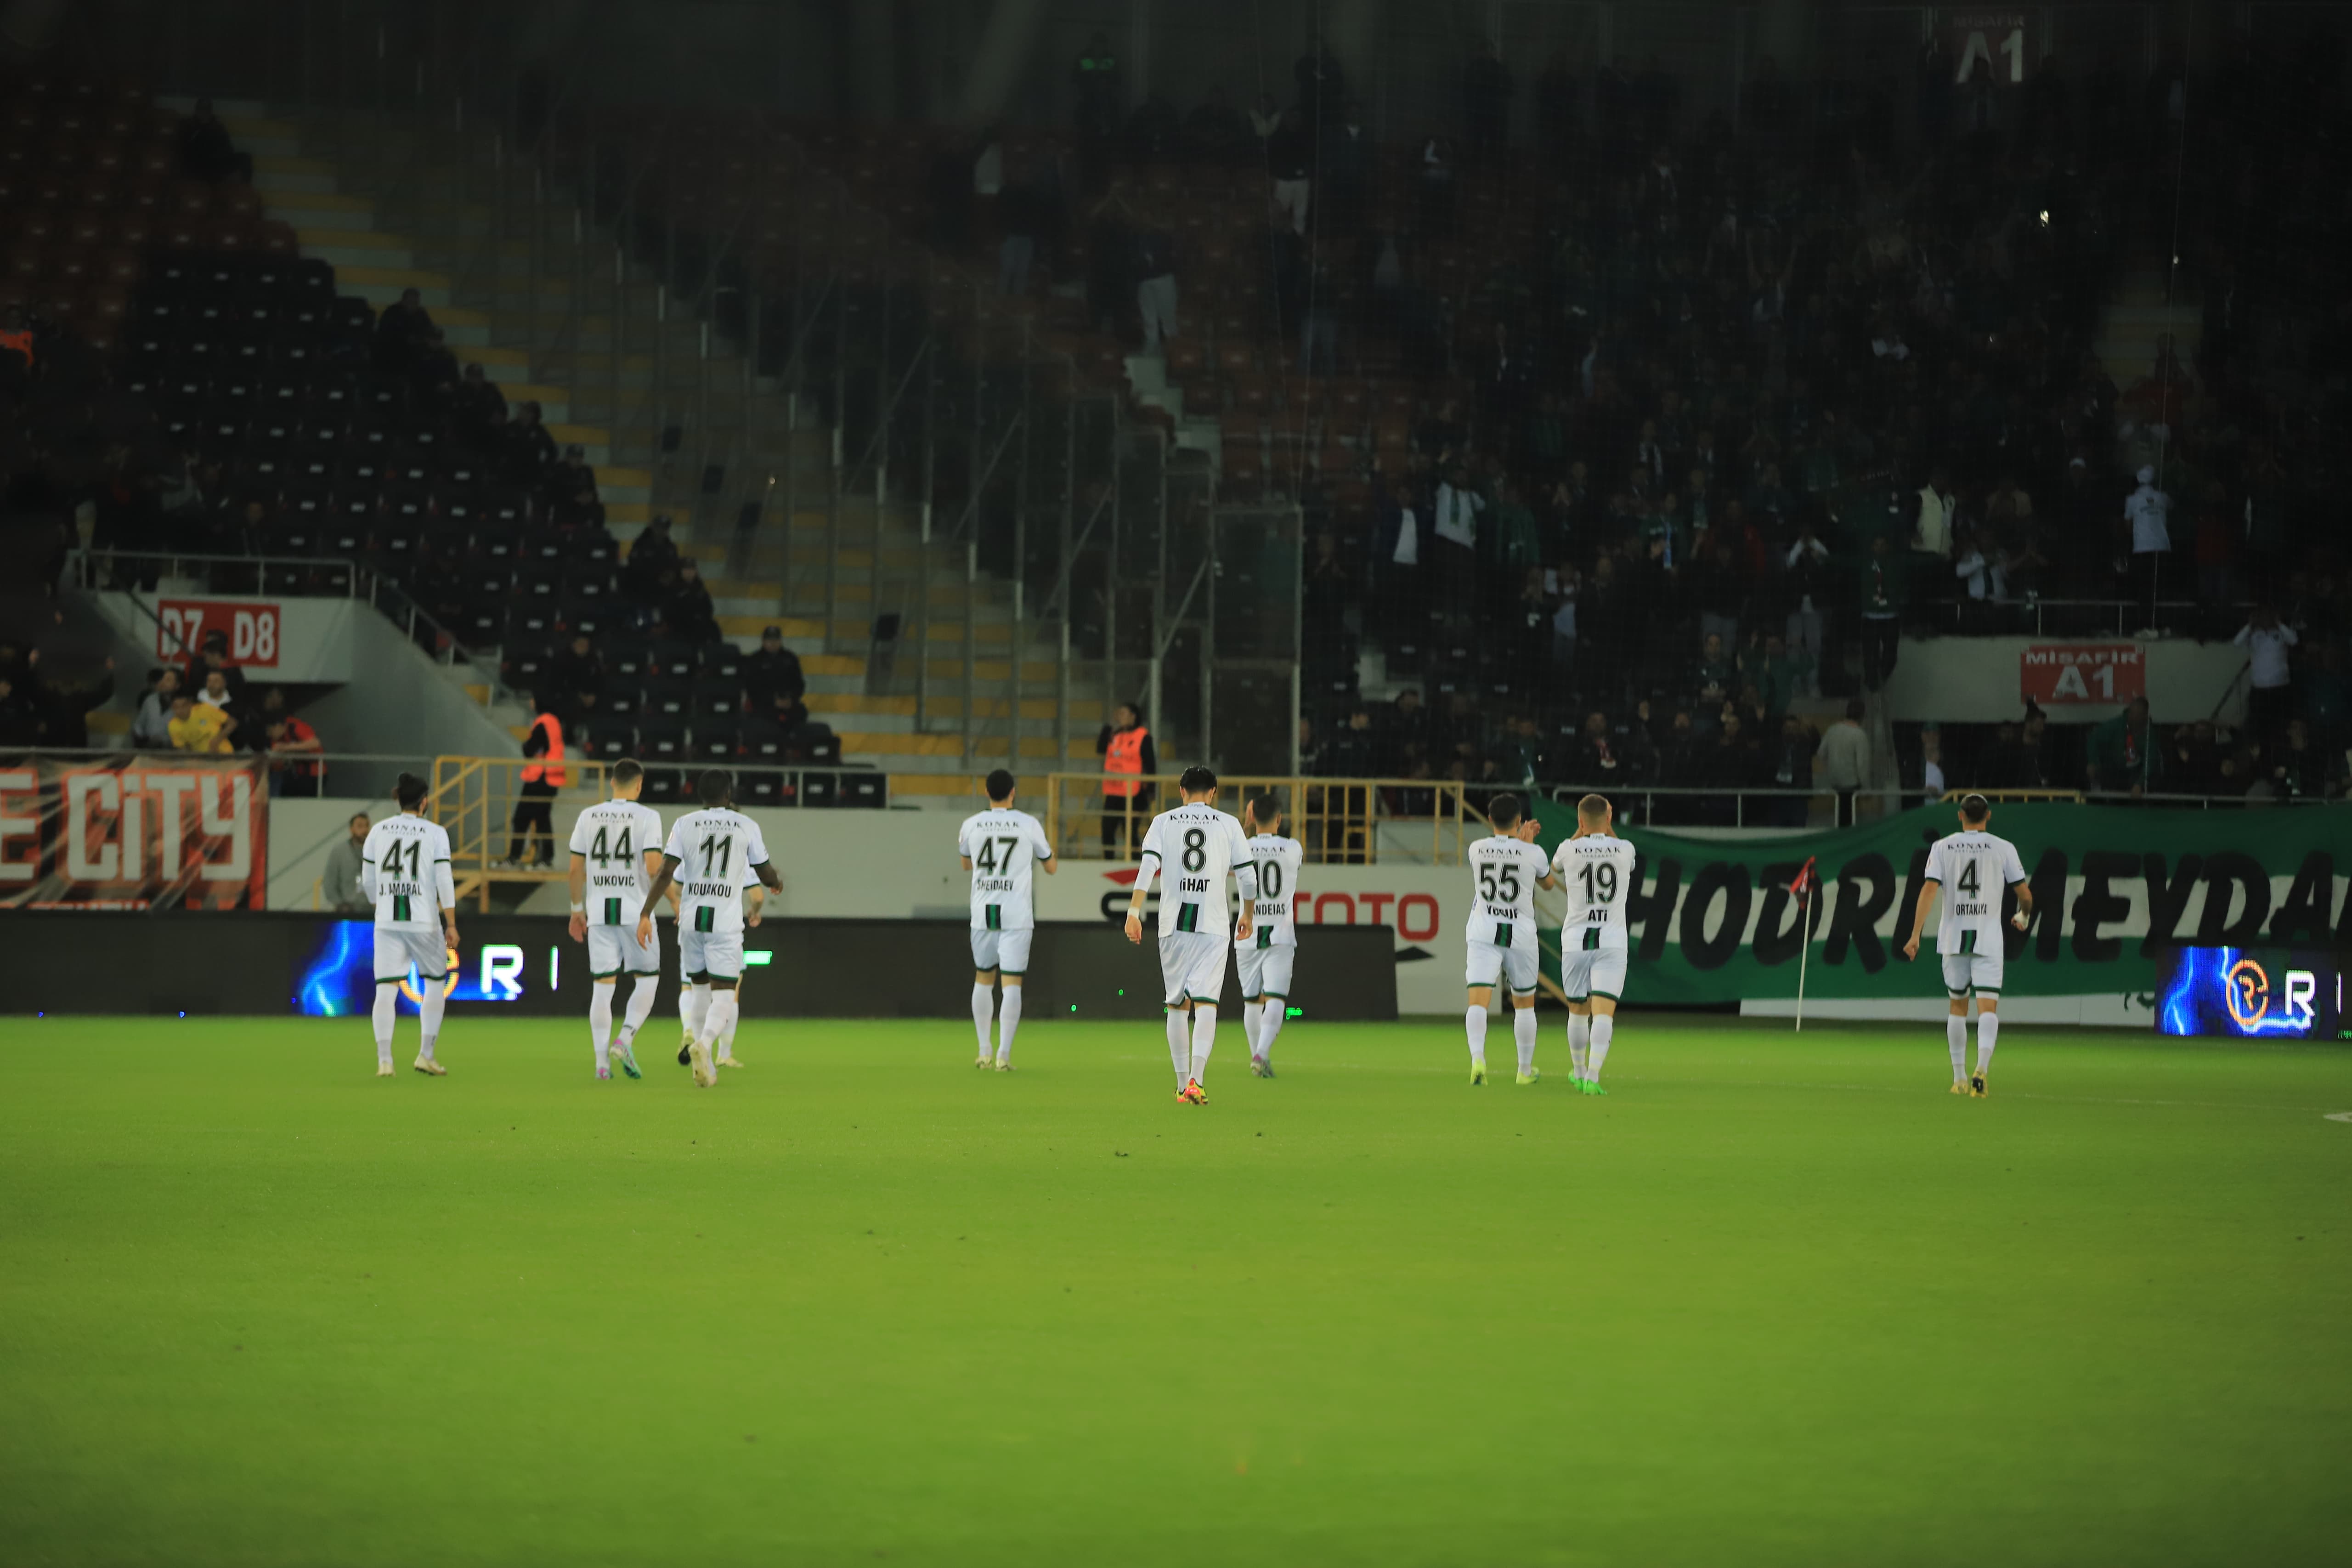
[1526,800,2351,1020]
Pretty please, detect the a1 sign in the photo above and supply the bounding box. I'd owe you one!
[157,600,281,668]
[2020,643,2144,705]
[1950,11,2028,84]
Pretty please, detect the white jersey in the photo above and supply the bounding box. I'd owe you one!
[1464,834,1552,948]
[1139,802,1257,938]
[1245,834,1305,947]
[1552,832,1639,952]
[1926,829,2028,956]
[361,813,453,931]
[958,807,1053,930]
[569,799,664,926]
[660,806,771,939]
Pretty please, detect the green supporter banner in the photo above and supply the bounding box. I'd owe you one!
[1525,800,2352,1003]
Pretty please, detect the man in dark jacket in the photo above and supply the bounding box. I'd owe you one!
[744,627,808,728]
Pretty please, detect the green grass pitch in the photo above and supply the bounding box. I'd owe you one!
[4,1011,2350,1567]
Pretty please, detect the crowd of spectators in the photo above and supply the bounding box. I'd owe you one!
[1041,28,2352,806]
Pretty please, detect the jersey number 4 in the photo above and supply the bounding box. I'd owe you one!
[588,825,633,867]
[974,835,1020,873]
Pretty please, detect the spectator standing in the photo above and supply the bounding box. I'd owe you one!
[667,559,719,644]
[2234,606,2298,745]
[2087,696,2158,798]
[1910,466,1956,606]
[255,690,323,797]
[131,667,179,748]
[322,813,372,913]
[1819,698,1870,826]
[1096,702,1157,854]
[1461,41,1513,170]
[1266,109,1314,237]
[1130,212,1180,352]
[1373,480,1430,633]
[1784,525,1830,696]
[1431,466,1485,621]
[1768,714,1818,826]
[1857,536,1905,691]
[2123,464,2172,630]
[505,694,565,868]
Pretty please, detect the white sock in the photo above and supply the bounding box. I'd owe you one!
[589,985,615,1068]
[1567,1014,1590,1079]
[697,989,738,1050]
[1257,999,1285,1063]
[996,987,1023,1064]
[1188,1003,1217,1083]
[1465,1005,1488,1068]
[716,1006,740,1062]
[1589,1015,1614,1078]
[1166,1009,1191,1087]
[972,982,996,1058]
[1976,1012,1999,1076]
[682,983,710,1045]
[418,977,446,1062]
[1947,1014,1968,1081]
[1514,1006,1538,1075]
[1242,999,1263,1057]
[618,977,659,1046]
[372,982,396,1065]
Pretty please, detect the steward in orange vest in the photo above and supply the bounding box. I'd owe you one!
[1096,703,1156,853]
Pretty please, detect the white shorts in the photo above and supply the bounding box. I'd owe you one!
[1159,929,1230,1006]
[373,926,447,984]
[588,919,661,978]
[1237,939,1296,1000]
[1560,946,1629,1003]
[680,928,745,982]
[970,928,1034,976]
[1942,951,2003,997]
[1466,937,1539,995]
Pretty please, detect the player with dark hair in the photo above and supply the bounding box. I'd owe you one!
[1901,793,2032,1097]
[1238,793,1302,1076]
[639,770,784,1087]
[1122,765,1257,1102]
[1462,792,1556,1084]
[360,772,458,1076]
[958,768,1057,1070]
[566,758,673,1079]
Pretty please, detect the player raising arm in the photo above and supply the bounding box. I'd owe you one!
[1462,793,1557,1085]
[567,759,673,1081]
[1551,793,1639,1094]
[637,769,783,1088]
[360,771,458,1077]
[1238,794,1303,1077]
[1900,792,2031,1098]
[1123,765,1256,1104]
[959,768,1057,1071]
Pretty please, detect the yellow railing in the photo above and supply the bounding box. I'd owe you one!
[1039,773,1481,866]
[432,755,616,910]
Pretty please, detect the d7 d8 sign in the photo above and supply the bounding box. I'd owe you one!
[158,600,281,669]
[2020,643,2143,706]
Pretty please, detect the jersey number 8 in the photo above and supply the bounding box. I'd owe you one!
[1181,827,1207,872]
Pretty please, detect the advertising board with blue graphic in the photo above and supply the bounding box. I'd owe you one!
[2156,948,2345,1040]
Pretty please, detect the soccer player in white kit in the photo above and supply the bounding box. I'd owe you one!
[637,769,783,1088]
[566,758,673,1080]
[1463,794,1557,1084]
[359,771,458,1077]
[1238,793,1303,1078]
[1901,792,2033,1097]
[1122,765,1257,1104]
[1551,793,1640,1095]
[959,768,1057,1070]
